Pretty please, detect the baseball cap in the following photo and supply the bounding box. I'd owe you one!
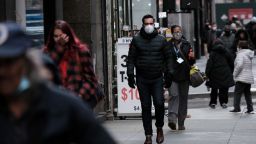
[0,22,33,58]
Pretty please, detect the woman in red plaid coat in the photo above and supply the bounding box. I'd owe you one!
[44,20,104,108]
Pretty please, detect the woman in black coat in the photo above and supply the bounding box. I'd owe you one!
[205,39,235,109]
[231,29,254,57]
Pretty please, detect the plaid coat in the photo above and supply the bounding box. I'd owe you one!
[44,44,102,106]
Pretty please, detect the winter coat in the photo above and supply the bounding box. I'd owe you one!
[233,49,254,84]
[205,40,235,88]
[167,38,195,82]
[127,27,172,79]
[0,83,116,144]
[230,29,254,56]
[220,33,235,57]
[44,44,103,108]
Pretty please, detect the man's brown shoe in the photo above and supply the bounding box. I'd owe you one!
[144,135,152,144]
[156,128,164,144]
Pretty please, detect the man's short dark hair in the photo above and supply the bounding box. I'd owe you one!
[142,14,155,24]
[171,25,181,33]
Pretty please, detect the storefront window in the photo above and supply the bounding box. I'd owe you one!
[114,0,157,37]
[25,0,44,45]
[132,0,156,30]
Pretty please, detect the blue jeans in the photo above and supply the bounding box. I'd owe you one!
[136,75,165,136]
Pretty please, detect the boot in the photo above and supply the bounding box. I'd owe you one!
[156,127,164,144]
[144,135,152,144]
[168,121,176,130]
[178,125,185,130]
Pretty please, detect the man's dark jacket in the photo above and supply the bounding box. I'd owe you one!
[0,83,116,144]
[127,28,171,79]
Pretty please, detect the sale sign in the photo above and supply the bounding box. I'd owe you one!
[116,37,143,115]
[229,8,253,20]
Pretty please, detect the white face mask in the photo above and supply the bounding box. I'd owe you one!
[173,32,182,40]
[144,25,154,34]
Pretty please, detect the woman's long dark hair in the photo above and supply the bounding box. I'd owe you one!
[45,20,81,50]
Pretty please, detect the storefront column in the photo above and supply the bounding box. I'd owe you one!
[15,0,26,27]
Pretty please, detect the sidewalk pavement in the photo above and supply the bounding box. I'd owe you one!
[104,104,256,144]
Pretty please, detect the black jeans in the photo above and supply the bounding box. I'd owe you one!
[209,87,229,105]
[234,82,254,111]
[136,75,165,136]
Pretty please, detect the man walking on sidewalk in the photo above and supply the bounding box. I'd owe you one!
[127,14,172,144]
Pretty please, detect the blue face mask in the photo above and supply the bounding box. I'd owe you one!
[15,76,31,94]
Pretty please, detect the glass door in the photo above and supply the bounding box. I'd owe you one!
[16,0,44,45]
[25,0,44,45]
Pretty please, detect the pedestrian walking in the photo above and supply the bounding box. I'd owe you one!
[166,25,195,131]
[0,22,116,144]
[232,29,253,55]
[44,20,104,108]
[220,22,235,58]
[245,17,256,50]
[202,21,211,58]
[231,29,253,58]
[206,22,218,56]
[205,39,235,109]
[127,14,172,144]
[230,40,254,113]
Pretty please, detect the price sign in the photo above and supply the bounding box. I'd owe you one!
[116,37,142,115]
[116,37,155,116]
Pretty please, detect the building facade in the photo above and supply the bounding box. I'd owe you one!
[2,0,254,117]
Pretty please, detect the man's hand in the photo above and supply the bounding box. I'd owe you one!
[128,76,136,89]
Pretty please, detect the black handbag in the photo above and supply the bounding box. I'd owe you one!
[179,48,205,88]
[189,66,205,87]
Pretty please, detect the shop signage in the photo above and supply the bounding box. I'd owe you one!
[229,8,253,20]
[158,12,167,18]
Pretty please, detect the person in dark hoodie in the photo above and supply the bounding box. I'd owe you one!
[231,29,254,58]
[127,14,172,144]
[205,38,235,109]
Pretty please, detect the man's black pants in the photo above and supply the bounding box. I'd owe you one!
[136,75,165,136]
